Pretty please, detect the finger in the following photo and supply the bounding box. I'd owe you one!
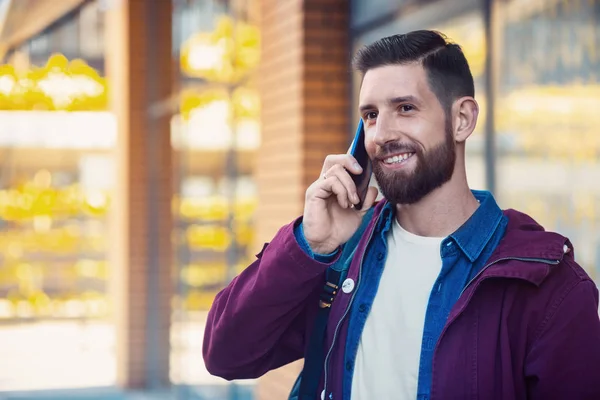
[324,164,360,205]
[316,174,350,208]
[322,154,363,177]
[328,175,351,208]
[359,186,379,213]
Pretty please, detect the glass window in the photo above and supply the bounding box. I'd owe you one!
[351,0,406,30]
[170,1,259,396]
[0,7,113,390]
[60,18,80,57]
[0,118,114,390]
[495,0,600,279]
[79,1,104,59]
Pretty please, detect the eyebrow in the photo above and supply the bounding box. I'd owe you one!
[359,95,421,113]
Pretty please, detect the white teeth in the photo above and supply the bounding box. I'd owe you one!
[384,153,413,164]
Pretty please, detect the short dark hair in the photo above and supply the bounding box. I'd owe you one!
[352,30,475,114]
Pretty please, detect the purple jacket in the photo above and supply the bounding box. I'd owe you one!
[203,202,600,399]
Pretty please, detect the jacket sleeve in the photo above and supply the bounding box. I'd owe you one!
[525,279,600,399]
[202,218,341,380]
[294,221,339,262]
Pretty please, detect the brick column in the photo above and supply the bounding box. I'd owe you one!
[104,0,173,389]
[256,0,350,398]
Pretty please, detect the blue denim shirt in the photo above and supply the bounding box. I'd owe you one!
[295,190,507,400]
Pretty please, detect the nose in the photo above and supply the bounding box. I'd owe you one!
[372,112,398,147]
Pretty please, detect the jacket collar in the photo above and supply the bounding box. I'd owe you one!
[480,208,570,286]
[493,209,568,261]
[371,194,570,286]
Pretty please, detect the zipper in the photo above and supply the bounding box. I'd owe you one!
[322,214,380,397]
[458,256,561,298]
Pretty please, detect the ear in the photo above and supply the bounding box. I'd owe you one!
[452,97,479,143]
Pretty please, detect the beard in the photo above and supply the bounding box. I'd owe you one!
[372,120,456,205]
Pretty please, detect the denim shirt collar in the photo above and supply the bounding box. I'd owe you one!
[376,190,504,262]
[450,190,504,262]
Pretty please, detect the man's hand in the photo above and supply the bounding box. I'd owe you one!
[302,154,378,254]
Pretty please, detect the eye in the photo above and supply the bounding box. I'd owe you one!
[400,104,415,112]
[364,111,378,120]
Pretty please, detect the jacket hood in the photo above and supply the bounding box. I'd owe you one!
[496,208,570,261]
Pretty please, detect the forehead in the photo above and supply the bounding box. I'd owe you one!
[359,63,435,106]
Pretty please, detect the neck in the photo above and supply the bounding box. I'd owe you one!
[394,171,479,238]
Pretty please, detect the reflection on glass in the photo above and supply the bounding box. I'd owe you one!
[170,0,260,389]
[496,0,600,279]
[0,44,115,390]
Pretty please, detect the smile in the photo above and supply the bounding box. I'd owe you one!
[383,152,415,165]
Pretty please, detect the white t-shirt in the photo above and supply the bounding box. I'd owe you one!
[351,218,444,399]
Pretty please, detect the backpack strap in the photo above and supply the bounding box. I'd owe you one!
[297,208,374,400]
[297,267,341,400]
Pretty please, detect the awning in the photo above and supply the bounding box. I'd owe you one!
[0,0,86,60]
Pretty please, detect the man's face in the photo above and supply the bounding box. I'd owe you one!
[358,64,456,205]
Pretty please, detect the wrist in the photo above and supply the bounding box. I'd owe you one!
[306,239,338,255]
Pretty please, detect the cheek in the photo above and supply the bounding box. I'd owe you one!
[416,120,446,147]
[364,132,377,157]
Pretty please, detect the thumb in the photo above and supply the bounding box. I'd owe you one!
[358,186,379,213]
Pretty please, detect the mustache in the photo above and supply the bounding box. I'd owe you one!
[375,142,420,159]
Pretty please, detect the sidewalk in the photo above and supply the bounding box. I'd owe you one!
[0,316,255,399]
[0,384,254,400]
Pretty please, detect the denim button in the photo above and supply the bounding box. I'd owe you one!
[376,252,384,261]
[359,303,368,312]
[346,361,353,371]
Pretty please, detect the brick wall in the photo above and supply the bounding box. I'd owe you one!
[105,0,173,389]
[255,0,350,398]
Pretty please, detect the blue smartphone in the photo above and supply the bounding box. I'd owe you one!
[349,119,372,210]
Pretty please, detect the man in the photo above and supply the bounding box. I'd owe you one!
[203,30,600,400]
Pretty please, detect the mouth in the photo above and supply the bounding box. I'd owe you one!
[381,152,416,166]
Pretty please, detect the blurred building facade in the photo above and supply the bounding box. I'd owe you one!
[0,0,597,399]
